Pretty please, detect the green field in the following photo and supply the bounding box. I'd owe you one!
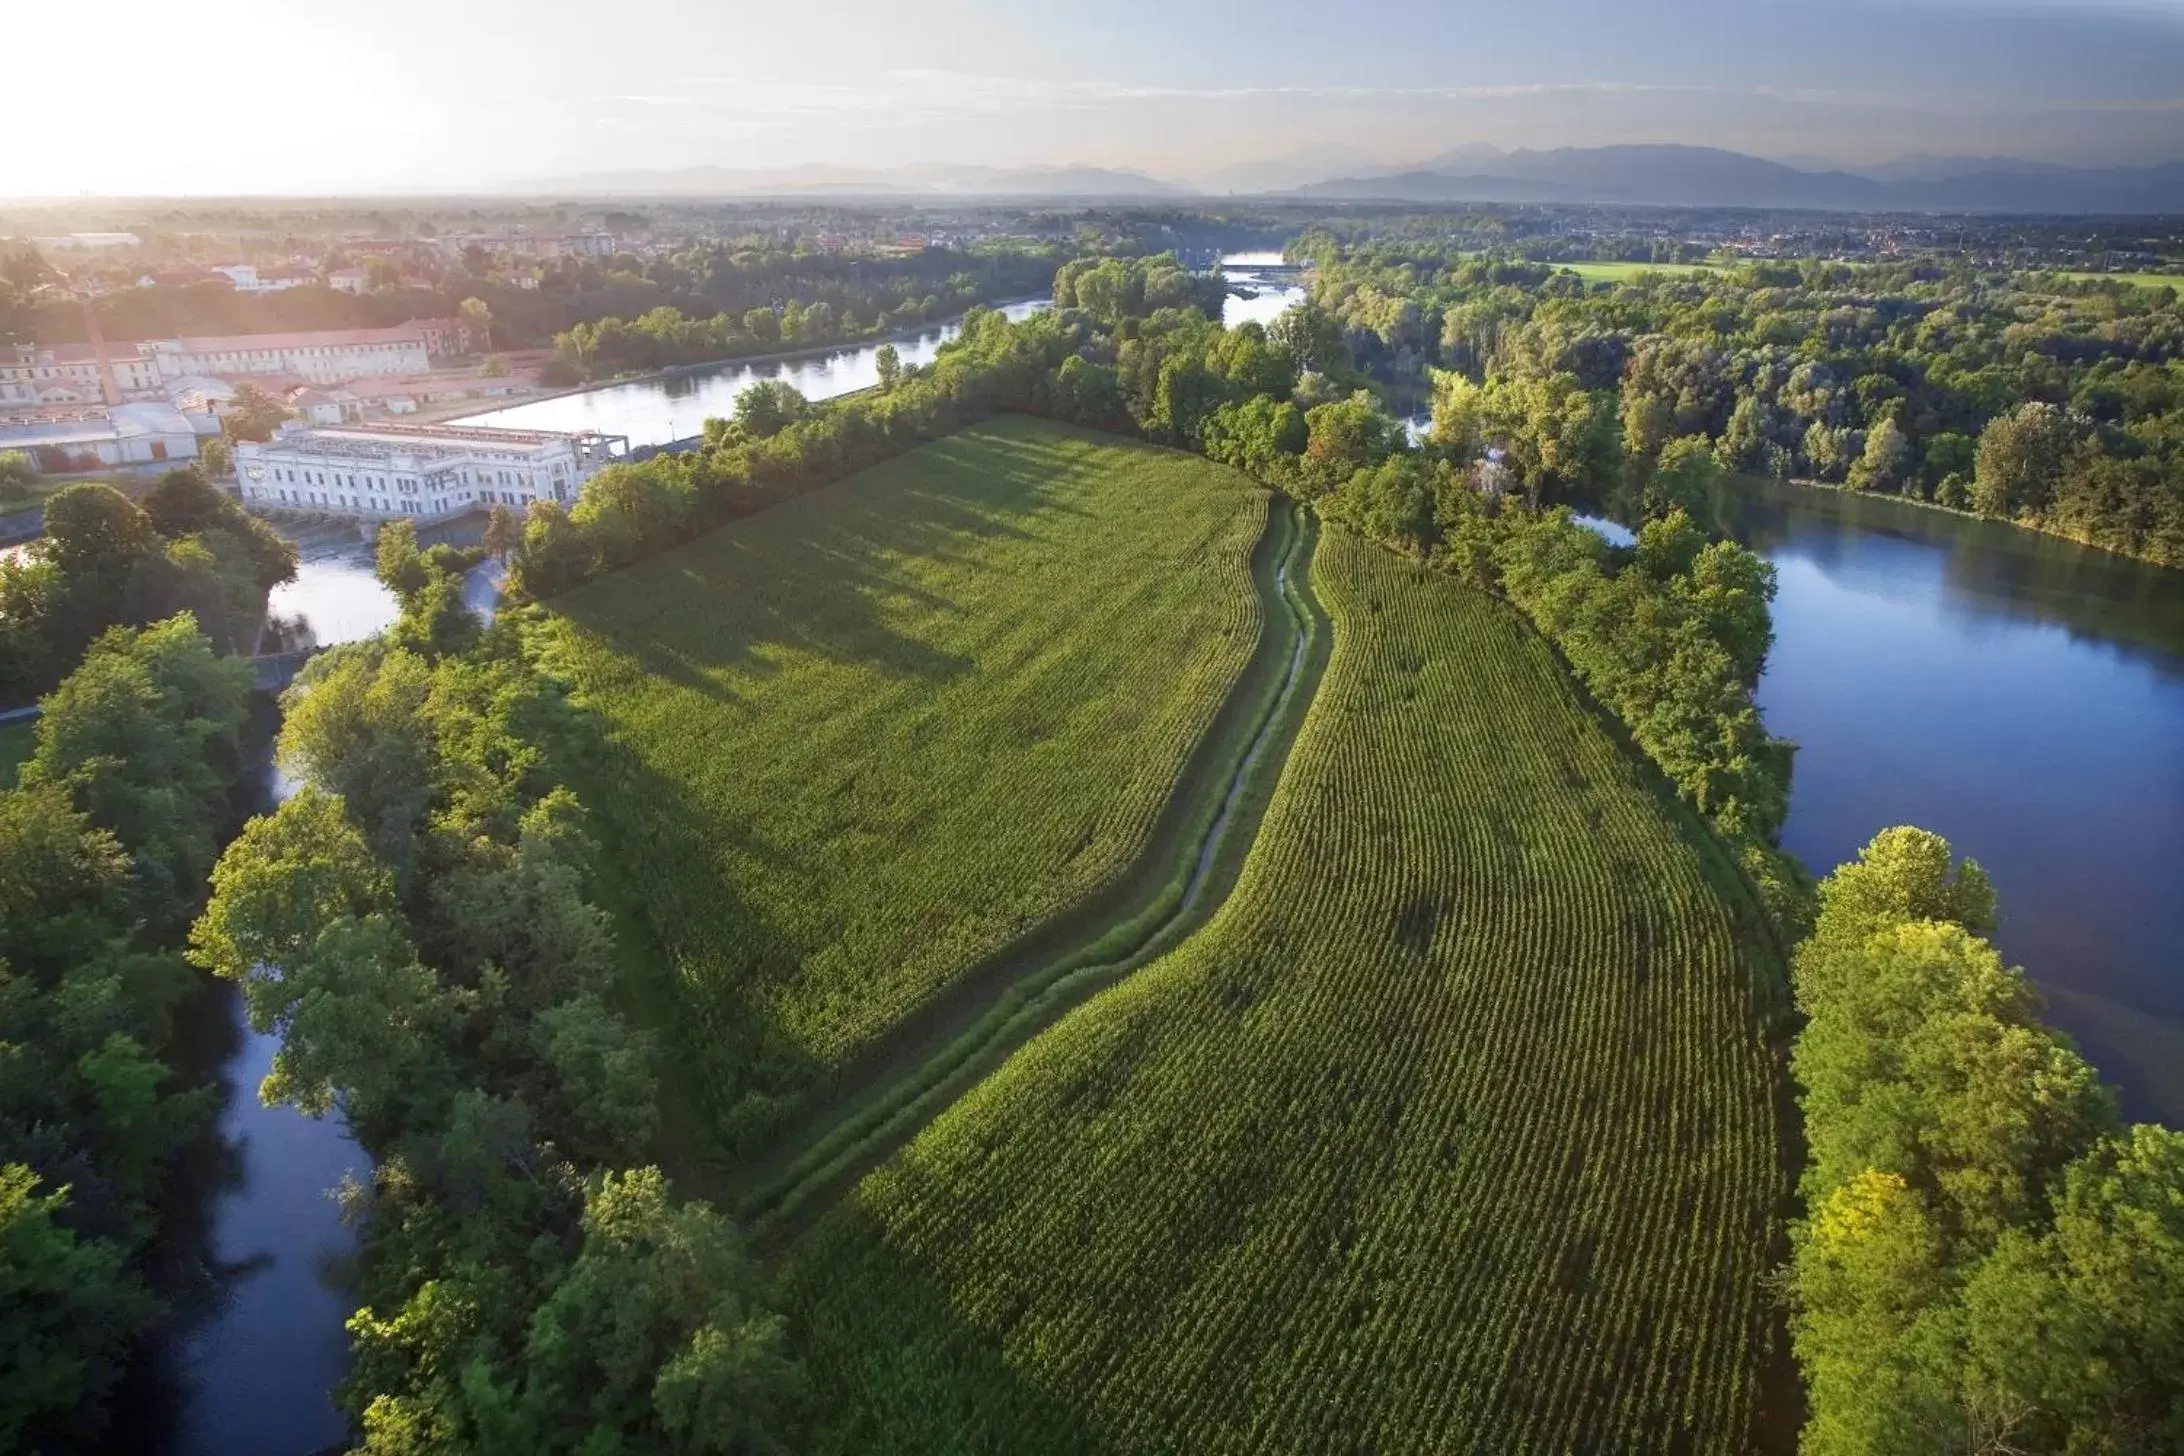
[1564,259,1718,283]
[2061,269,2184,292]
[780,529,1789,1454]
[536,417,1272,1145]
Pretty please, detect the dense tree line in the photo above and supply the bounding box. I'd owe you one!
[1789,828,2184,1453]
[506,252,1805,929]
[0,470,296,704]
[6,238,1065,359]
[0,617,253,1448]
[188,557,803,1454]
[1298,236,2184,566]
[553,267,1028,379]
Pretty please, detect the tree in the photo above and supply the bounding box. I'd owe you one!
[513,1169,803,1452]
[1788,826,2183,1456]
[255,912,444,1125]
[140,467,295,588]
[480,355,510,379]
[25,615,251,927]
[1791,1169,1962,1456]
[1973,403,2079,519]
[188,785,443,1126]
[388,568,480,664]
[0,1164,152,1452]
[732,380,808,439]
[873,343,901,392]
[40,484,150,584]
[1427,369,1488,459]
[196,435,233,479]
[0,449,35,501]
[274,651,437,882]
[1641,434,1723,522]
[534,996,657,1164]
[457,298,493,352]
[1302,393,1404,489]
[1050,354,1124,428]
[483,503,521,564]
[1269,301,1348,377]
[375,520,430,601]
[1804,825,1997,950]
[1849,415,1913,493]
[223,382,292,443]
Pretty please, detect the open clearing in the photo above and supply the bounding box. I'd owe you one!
[2061,269,2184,292]
[779,529,1789,1454]
[534,416,1271,1146]
[1564,259,1718,283]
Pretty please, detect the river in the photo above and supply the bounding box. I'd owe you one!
[451,299,1052,448]
[115,524,428,1456]
[442,258,1299,450]
[1220,251,1307,330]
[1717,480,2184,1125]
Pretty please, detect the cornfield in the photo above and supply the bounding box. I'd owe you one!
[535,417,1269,1136]
[781,528,1789,1453]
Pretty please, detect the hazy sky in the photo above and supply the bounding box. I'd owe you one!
[7,0,2181,195]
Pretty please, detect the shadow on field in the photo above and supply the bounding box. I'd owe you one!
[775,1198,1100,1456]
[553,423,1110,707]
[562,717,824,1185]
[550,417,1182,1168]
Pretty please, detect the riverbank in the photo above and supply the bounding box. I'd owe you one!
[444,294,1051,430]
[1761,472,2181,572]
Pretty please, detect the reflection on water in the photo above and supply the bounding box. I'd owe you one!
[113,522,434,1456]
[1222,251,1306,331]
[158,987,365,1456]
[266,523,399,647]
[104,718,365,1456]
[1721,478,2184,1124]
[454,299,1051,447]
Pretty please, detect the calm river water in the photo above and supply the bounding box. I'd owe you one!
[116,525,416,1456]
[454,299,1051,447]
[1720,481,2184,1125]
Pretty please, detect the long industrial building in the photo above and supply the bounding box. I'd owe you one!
[233,420,627,522]
[1,318,472,407]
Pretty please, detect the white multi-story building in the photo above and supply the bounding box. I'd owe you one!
[139,324,440,383]
[234,420,628,522]
[0,343,161,404]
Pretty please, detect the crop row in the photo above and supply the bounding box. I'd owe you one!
[536,417,1271,1138]
[781,528,1786,1453]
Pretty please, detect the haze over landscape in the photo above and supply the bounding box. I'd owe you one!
[7,0,2183,200]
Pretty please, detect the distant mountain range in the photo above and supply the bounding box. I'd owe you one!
[516,145,2184,214]
[1286,145,2184,214]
